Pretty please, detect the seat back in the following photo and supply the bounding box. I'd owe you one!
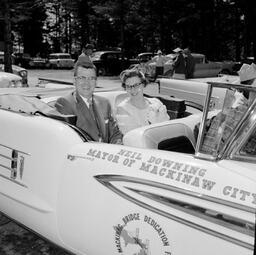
[123,114,202,152]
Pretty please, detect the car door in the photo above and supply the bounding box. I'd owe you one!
[194,56,221,78]
[106,53,120,75]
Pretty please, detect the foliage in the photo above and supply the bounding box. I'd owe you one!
[1,0,256,62]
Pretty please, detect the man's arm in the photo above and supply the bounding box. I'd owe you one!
[55,97,74,115]
[107,102,123,144]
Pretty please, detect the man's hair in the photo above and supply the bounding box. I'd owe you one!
[83,43,94,50]
[74,56,97,76]
[120,69,147,88]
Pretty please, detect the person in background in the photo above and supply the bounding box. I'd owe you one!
[131,57,152,83]
[78,43,94,66]
[152,50,165,81]
[172,47,186,79]
[55,55,123,144]
[116,69,169,135]
[183,48,195,79]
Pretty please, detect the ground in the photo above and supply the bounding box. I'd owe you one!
[0,220,71,255]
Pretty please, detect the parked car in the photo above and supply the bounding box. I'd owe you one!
[28,57,49,69]
[12,52,32,68]
[129,52,156,65]
[0,81,255,255]
[91,51,130,76]
[48,53,74,69]
[0,72,23,88]
[148,53,236,78]
[0,64,28,86]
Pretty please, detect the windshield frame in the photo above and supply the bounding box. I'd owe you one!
[195,81,256,161]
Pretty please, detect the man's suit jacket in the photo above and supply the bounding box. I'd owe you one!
[55,91,122,144]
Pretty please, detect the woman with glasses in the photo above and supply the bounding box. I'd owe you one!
[116,69,169,135]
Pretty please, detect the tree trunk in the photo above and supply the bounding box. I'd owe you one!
[3,0,13,73]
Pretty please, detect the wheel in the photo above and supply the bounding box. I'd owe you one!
[98,67,106,76]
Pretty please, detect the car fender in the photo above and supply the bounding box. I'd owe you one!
[56,142,255,255]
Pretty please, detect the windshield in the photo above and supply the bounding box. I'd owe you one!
[91,51,104,60]
[196,82,256,159]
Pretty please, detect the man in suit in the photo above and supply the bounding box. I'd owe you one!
[55,57,123,144]
[183,48,195,79]
[172,47,186,79]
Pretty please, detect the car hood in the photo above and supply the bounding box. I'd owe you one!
[0,72,21,80]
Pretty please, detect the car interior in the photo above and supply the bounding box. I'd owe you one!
[0,90,202,153]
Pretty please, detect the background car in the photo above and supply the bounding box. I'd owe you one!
[91,50,130,76]
[147,53,176,76]
[0,72,23,88]
[129,52,156,65]
[148,53,236,78]
[12,52,32,68]
[48,53,74,69]
[0,64,28,86]
[28,57,49,69]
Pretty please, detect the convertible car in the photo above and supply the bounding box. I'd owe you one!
[0,81,255,255]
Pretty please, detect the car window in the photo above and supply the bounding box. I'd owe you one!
[49,55,58,59]
[92,52,103,60]
[239,128,256,156]
[194,56,203,64]
[60,54,71,59]
[106,54,115,60]
[196,83,256,160]
[200,89,248,157]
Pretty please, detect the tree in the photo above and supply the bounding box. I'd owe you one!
[1,0,13,72]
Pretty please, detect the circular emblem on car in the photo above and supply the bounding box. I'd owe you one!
[113,213,172,254]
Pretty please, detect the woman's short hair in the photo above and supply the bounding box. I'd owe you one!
[120,69,147,89]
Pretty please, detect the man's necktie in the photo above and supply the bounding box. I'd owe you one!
[89,100,102,142]
[89,101,96,121]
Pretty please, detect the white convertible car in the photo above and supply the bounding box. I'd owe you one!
[0,81,255,255]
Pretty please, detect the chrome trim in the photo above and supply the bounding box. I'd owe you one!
[19,156,25,179]
[0,145,28,183]
[127,187,254,236]
[0,173,27,188]
[0,153,17,161]
[195,83,212,154]
[96,175,255,213]
[0,164,12,171]
[0,143,30,156]
[95,175,254,250]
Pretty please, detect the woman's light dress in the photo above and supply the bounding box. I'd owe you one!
[116,97,169,135]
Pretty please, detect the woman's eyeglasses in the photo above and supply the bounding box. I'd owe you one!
[125,83,142,90]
